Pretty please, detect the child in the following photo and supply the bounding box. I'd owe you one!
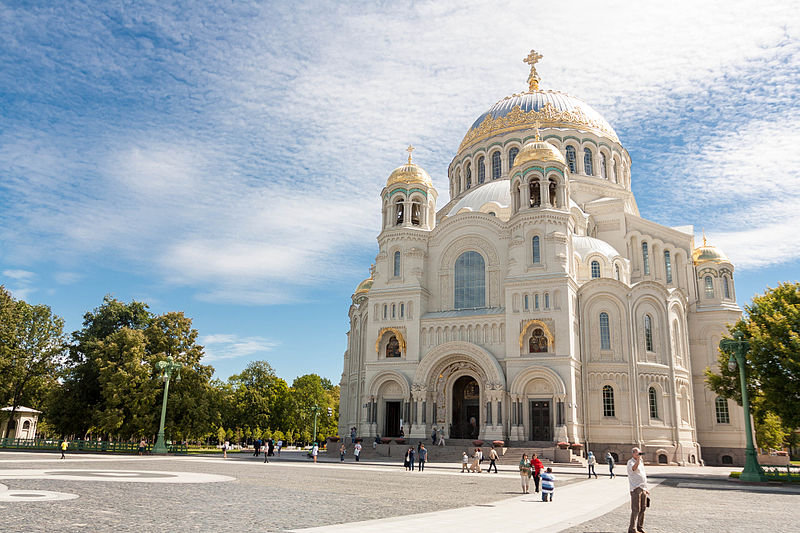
[540,467,555,501]
[461,451,469,472]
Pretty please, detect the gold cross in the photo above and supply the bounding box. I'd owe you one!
[407,145,415,164]
[524,49,543,91]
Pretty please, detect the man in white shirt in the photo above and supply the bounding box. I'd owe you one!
[626,447,649,533]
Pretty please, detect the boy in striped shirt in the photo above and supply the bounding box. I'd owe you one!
[540,467,555,501]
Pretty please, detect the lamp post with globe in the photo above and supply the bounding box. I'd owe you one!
[152,355,182,455]
[720,332,766,482]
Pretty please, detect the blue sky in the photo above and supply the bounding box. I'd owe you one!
[1,1,798,383]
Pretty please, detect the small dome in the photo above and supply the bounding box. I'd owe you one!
[354,277,373,296]
[447,180,510,216]
[511,139,565,169]
[693,244,729,264]
[573,236,623,262]
[386,147,432,187]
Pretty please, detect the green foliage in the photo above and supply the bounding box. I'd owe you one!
[0,286,66,432]
[217,426,226,444]
[706,282,800,441]
[273,430,284,442]
[756,411,790,450]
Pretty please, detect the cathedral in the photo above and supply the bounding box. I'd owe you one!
[339,51,746,466]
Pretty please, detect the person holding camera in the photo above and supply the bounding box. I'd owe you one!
[626,447,649,533]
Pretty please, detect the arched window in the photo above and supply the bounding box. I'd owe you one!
[383,304,387,319]
[392,303,396,318]
[704,276,714,298]
[644,314,654,352]
[649,387,659,418]
[615,264,621,281]
[400,303,404,317]
[454,251,485,309]
[612,159,618,183]
[715,397,730,423]
[386,335,401,357]
[544,292,550,309]
[642,242,650,275]
[465,163,472,189]
[548,177,557,207]
[508,147,519,168]
[477,156,485,184]
[534,294,539,309]
[591,260,601,279]
[491,151,501,180]
[599,312,611,350]
[565,146,577,173]
[529,178,541,207]
[602,385,615,417]
[394,198,404,225]
[723,276,731,299]
[532,236,540,264]
[664,250,672,283]
[600,153,608,179]
[22,420,30,430]
[583,148,594,175]
[393,251,401,277]
[524,295,529,311]
[529,328,548,353]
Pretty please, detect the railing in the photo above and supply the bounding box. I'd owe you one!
[761,465,800,481]
[0,438,187,454]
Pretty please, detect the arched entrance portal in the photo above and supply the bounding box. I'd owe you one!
[451,376,480,439]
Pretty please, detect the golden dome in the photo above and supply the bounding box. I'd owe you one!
[511,138,565,170]
[692,235,729,264]
[354,277,373,296]
[386,145,433,187]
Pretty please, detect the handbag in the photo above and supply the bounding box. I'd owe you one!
[646,497,651,508]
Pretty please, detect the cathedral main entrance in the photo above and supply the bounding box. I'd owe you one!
[529,400,551,441]
[451,376,480,439]
[384,401,401,437]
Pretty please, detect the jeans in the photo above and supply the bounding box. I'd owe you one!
[418,460,425,471]
[588,464,597,478]
[533,473,540,492]
[489,459,497,473]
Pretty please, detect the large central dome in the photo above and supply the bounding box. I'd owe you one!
[460,90,618,152]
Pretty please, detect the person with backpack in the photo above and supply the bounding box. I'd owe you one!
[606,451,616,478]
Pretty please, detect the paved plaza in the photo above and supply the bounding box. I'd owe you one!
[0,451,797,532]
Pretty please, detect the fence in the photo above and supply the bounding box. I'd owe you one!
[0,438,187,454]
[761,464,800,481]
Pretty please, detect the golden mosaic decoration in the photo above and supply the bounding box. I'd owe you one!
[375,327,406,354]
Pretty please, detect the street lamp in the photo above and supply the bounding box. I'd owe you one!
[152,354,182,455]
[720,331,767,482]
[310,404,321,445]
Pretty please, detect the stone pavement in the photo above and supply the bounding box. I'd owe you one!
[0,451,797,532]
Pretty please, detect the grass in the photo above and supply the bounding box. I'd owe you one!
[729,470,800,483]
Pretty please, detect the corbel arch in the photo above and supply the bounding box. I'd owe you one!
[368,370,411,398]
[412,341,505,390]
[509,366,567,396]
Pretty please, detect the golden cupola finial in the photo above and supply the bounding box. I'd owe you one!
[406,145,415,164]
[386,145,432,187]
[692,231,729,264]
[524,49,543,92]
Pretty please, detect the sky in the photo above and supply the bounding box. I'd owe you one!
[1,1,798,384]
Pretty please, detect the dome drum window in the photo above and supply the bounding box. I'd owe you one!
[591,260,600,279]
[704,276,714,299]
[466,163,472,189]
[508,147,519,169]
[491,151,501,180]
[664,250,673,283]
[565,146,577,173]
[642,242,650,275]
[477,156,486,184]
[583,148,594,175]
[532,236,541,264]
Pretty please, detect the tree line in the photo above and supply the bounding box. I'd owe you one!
[0,288,338,445]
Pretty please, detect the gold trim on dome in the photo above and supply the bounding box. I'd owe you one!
[375,327,406,354]
[459,102,619,153]
[354,277,373,295]
[518,319,554,349]
[692,245,729,265]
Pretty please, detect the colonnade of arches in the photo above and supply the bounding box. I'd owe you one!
[511,172,568,213]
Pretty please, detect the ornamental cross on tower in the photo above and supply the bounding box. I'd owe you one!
[407,145,415,164]
[524,49,543,91]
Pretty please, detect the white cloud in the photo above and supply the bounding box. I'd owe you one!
[0,0,798,303]
[54,272,82,285]
[200,333,279,362]
[3,269,36,282]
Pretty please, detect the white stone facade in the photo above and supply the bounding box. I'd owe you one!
[339,77,746,466]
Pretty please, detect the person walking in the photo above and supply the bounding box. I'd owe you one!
[587,451,598,479]
[606,451,615,478]
[461,451,469,472]
[531,453,544,492]
[540,467,555,502]
[138,438,146,456]
[477,447,484,466]
[431,426,437,445]
[470,448,481,473]
[487,445,499,473]
[340,443,346,462]
[627,447,649,533]
[254,438,261,457]
[223,440,229,459]
[418,444,427,471]
[311,442,319,463]
[437,428,445,446]
[350,427,357,445]
[264,444,270,463]
[354,441,362,462]
[408,447,415,471]
[268,438,275,456]
[518,453,531,494]
[60,439,68,459]
[276,439,283,456]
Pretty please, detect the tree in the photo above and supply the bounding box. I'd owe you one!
[0,286,66,435]
[217,426,226,444]
[290,374,339,439]
[706,282,800,445]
